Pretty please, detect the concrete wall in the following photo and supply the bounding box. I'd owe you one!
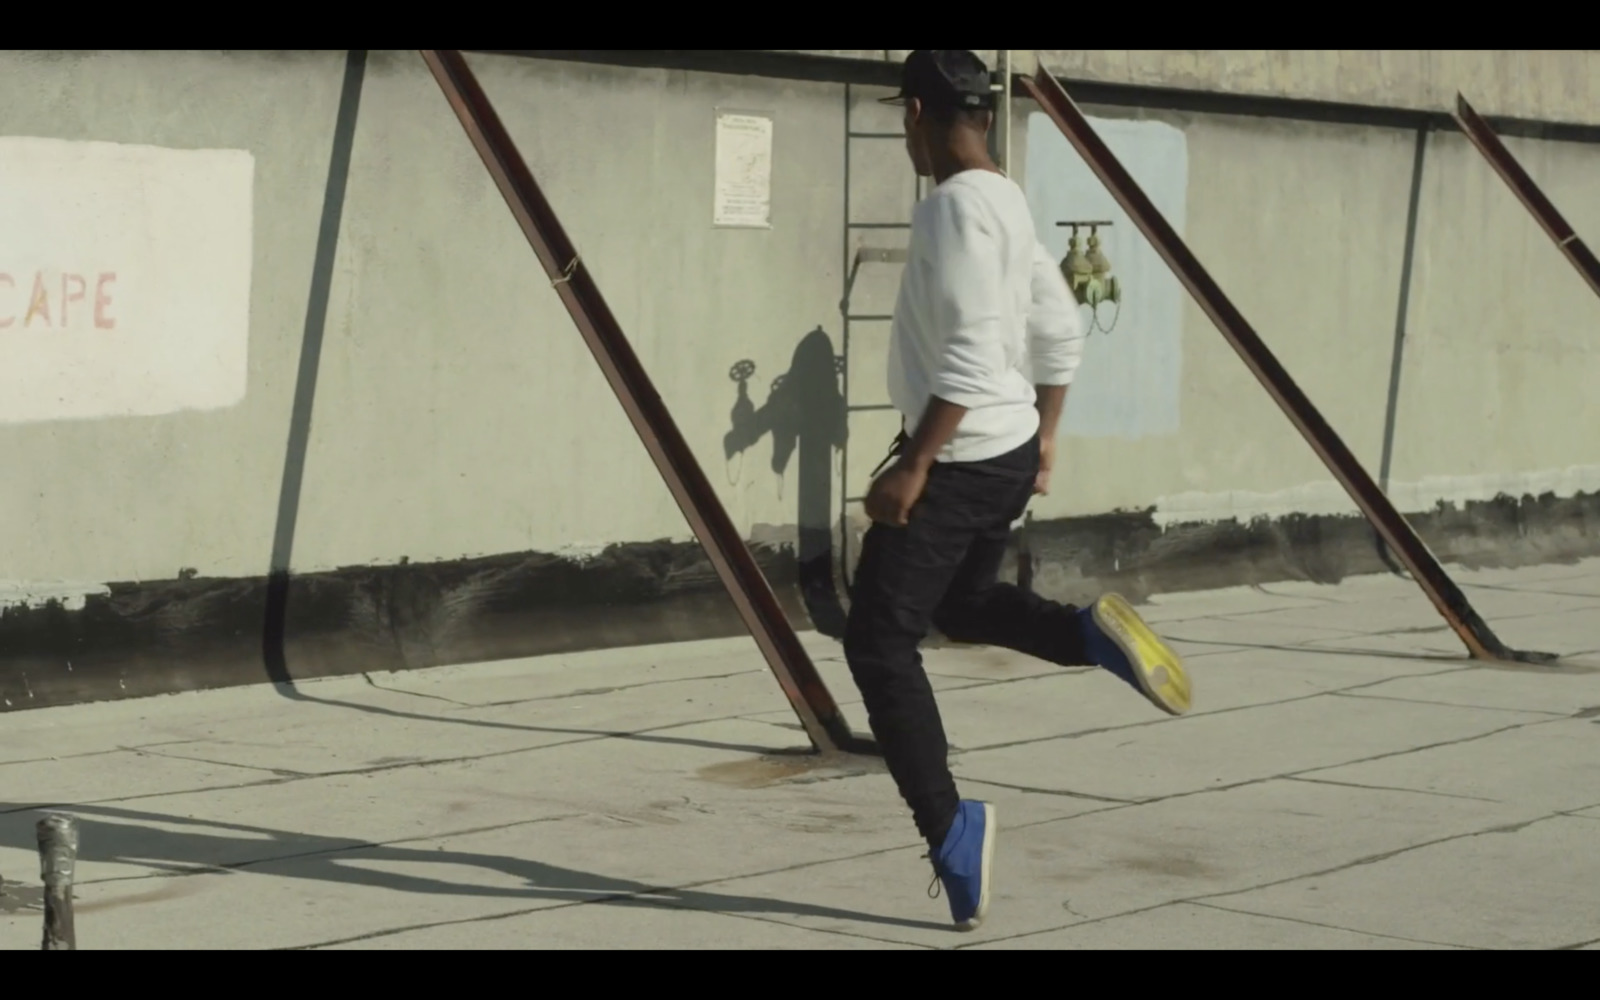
[783,51,1600,128]
[3,49,1598,710]
[2,50,853,581]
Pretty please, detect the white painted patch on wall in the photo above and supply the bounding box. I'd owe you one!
[0,580,111,612]
[1024,114,1187,440]
[1152,465,1600,527]
[0,136,254,425]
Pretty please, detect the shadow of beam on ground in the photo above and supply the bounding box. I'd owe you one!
[0,802,946,938]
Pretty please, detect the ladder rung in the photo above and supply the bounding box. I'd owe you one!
[845,496,867,504]
[848,404,896,413]
[848,131,904,139]
[853,247,907,265]
[847,222,912,229]
[846,314,893,322]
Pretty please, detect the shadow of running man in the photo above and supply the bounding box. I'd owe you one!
[0,800,949,941]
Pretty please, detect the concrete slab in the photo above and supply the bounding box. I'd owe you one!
[435,717,1108,840]
[1484,609,1600,660]
[953,691,1548,803]
[1490,575,1600,598]
[0,748,269,813]
[1218,590,1599,641]
[1304,617,1599,667]
[1127,586,1336,625]
[104,667,830,778]
[681,777,1538,948]
[919,644,1092,683]
[919,648,1466,758]
[1011,778,1539,918]
[1340,662,1600,717]
[1,559,1594,949]
[1142,615,1367,652]
[1301,629,1471,661]
[0,758,587,889]
[0,663,606,765]
[1450,559,1600,587]
[1204,815,1600,949]
[1461,589,1600,621]
[0,823,599,951]
[966,901,1462,950]
[371,631,849,706]
[1298,718,1600,813]
[314,898,928,949]
[1251,574,1434,605]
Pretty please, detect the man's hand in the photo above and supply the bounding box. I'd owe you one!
[865,460,930,527]
[1034,436,1056,495]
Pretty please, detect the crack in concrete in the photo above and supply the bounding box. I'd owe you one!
[0,709,771,817]
[1292,713,1572,782]
[1284,775,1502,804]
[1184,899,1474,949]
[1219,590,1600,634]
[468,669,764,709]
[120,744,310,779]
[1200,812,1562,894]
[958,714,1578,841]
[1459,579,1600,602]
[956,664,1477,755]
[1331,689,1570,717]
[358,673,475,707]
[954,776,1138,806]
[0,740,205,770]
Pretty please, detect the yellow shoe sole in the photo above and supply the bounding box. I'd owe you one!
[1091,593,1192,716]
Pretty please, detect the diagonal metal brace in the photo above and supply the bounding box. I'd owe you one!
[419,50,879,752]
[1021,67,1556,665]
[1452,93,1600,305]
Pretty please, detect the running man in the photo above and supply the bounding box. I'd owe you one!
[845,50,1194,931]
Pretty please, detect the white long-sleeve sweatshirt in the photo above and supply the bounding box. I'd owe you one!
[886,168,1085,464]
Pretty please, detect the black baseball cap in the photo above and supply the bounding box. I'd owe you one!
[879,50,996,112]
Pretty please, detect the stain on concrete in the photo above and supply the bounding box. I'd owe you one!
[697,751,884,790]
[73,878,206,915]
[1110,853,1220,880]
[0,880,43,914]
[2,489,1596,714]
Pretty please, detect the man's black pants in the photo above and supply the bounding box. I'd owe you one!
[844,434,1093,849]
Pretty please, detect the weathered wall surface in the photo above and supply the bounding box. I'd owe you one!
[2,50,1596,712]
[781,50,1600,128]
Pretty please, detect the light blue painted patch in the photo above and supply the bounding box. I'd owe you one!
[1024,113,1188,440]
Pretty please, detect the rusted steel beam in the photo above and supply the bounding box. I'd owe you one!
[419,50,877,752]
[1021,68,1553,665]
[1452,93,1600,303]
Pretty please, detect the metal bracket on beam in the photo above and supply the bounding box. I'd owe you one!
[841,246,908,314]
[1020,67,1556,666]
[419,50,881,753]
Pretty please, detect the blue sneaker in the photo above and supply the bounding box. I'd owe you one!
[1078,593,1192,716]
[926,800,995,930]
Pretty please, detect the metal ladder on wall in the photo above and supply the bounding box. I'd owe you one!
[837,82,928,596]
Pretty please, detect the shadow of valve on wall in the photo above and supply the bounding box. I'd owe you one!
[723,327,849,638]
